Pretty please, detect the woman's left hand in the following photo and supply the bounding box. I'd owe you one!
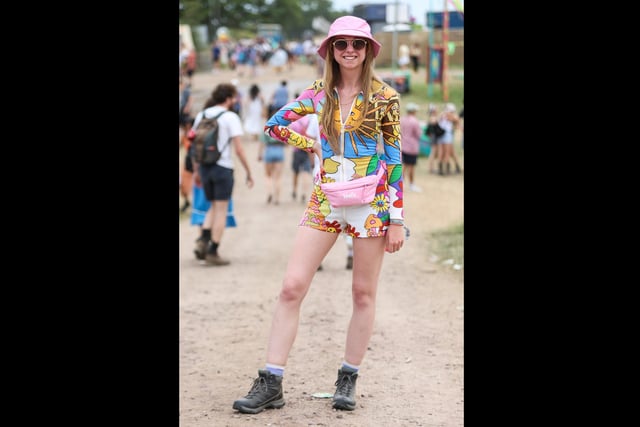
[385,225,405,253]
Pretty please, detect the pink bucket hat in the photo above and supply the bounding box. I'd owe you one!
[317,16,381,59]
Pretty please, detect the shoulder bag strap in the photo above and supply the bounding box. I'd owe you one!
[214,110,232,154]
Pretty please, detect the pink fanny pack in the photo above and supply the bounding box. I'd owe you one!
[319,166,385,208]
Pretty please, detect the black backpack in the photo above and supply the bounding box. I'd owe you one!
[190,110,229,166]
[425,122,445,139]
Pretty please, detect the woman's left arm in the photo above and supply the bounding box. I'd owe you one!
[381,95,404,222]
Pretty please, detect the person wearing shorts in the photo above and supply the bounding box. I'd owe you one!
[191,83,254,266]
[288,113,319,203]
[399,102,422,192]
[291,148,311,200]
[436,103,462,175]
[258,131,285,204]
[233,15,406,415]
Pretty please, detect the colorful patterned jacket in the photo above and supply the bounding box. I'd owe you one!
[264,78,403,221]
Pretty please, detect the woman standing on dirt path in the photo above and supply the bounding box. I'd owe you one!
[232,15,405,415]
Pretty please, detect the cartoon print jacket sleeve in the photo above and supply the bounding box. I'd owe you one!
[264,82,322,152]
[377,84,403,221]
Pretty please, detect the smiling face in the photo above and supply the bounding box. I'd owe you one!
[331,36,368,70]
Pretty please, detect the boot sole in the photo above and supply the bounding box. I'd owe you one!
[205,256,230,266]
[332,398,356,411]
[233,398,285,414]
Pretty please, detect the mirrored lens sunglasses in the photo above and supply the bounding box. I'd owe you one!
[332,39,368,51]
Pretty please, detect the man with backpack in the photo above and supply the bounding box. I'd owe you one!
[190,83,254,265]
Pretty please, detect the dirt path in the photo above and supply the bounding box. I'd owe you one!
[179,64,464,426]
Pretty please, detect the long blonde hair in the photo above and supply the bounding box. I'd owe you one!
[320,41,377,155]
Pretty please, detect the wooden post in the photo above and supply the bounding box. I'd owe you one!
[443,0,449,101]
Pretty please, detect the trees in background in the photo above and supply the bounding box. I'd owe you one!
[180,0,349,41]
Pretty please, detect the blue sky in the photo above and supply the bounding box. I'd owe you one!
[332,0,464,28]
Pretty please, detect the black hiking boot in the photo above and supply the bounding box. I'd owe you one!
[232,370,285,414]
[194,238,207,260]
[332,368,358,411]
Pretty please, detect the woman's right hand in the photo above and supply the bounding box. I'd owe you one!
[311,140,322,160]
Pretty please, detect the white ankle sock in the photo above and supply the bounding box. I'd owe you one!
[341,361,359,373]
[265,363,285,376]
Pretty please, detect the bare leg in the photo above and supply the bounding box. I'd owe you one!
[449,145,462,172]
[265,163,274,202]
[343,236,386,365]
[440,143,451,175]
[292,171,299,200]
[271,162,284,204]
[404,164,415,185]
[428,144,439,173]
[266,227,339,365]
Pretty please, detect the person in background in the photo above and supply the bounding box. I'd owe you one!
[269,45,289,74]
[232,15,405,415]
[191,83,254,265]
[185,47,197,85]
[288,108,317,203]
[244,84,266,142]
[179,43,190,80]
[270,80,289,111]
[399,102,423,192]
[179,79,193,143]
[437,103,462,175]
[179,117,195,213]
[458,105,464,150]
[398,43,410,69]
[257,105,286,205]
[230,79,243,116]
[409,42,421,73]
[211,40,221,71]
[425,104,442,174]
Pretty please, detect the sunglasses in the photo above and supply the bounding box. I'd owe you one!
[332,39,368,51]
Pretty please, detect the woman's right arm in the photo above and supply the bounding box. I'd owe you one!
[264,87,319,153]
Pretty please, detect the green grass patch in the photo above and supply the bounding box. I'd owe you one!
[376,67,464,112]
[401,80,464,111]
[430,222,464,271]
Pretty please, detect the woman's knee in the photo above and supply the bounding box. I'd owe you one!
[279,277,307,303]
[351,284,376,309]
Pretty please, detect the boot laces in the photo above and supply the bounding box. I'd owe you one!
[335,373,355,396]
[245,376,268,398]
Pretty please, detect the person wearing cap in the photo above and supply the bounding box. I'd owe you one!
[400,102,423,192]
[437,103,462,175]
[233,15,405,414]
